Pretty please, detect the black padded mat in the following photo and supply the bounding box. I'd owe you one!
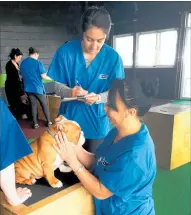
[15,169,79,206]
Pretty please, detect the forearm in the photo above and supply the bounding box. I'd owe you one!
[75,145,96,169]
[71,161,112,200]
[54,82,72,98]
[0,164,20,205]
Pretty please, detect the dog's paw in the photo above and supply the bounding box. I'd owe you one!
[51,180,63,188]
[31,179,37,184]
[59,164,72,173]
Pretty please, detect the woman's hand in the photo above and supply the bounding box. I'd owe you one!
[7,187,32,206]
[20,94,28,104]
[55,117,65,131]
[53,131,81,171]
[84,93,100,105]
[70,86,88,97]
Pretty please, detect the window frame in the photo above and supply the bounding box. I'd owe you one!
[135,28,179,68]
[113,33,134,68]
[180,13,191,99]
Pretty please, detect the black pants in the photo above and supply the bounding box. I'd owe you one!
[5,85,26,119]
[27,93,51,124]
[83,138,104,154]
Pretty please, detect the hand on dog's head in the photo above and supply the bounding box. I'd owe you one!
[53,115,84,146]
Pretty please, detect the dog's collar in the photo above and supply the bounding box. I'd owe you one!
[47,127,55,138]
[46,118,67,138]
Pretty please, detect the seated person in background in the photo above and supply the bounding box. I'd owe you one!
[54,79,157,215]
[0,98,33,206]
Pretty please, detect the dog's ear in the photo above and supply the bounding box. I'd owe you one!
[55,115,67,123]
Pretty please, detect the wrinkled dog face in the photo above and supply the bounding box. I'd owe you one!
[54,116,85,146]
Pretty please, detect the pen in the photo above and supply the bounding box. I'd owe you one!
[76,80,81,87]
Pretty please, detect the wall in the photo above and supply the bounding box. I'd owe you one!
[105,1,191,99]
[0,2,83,102]
[1,2,190,101]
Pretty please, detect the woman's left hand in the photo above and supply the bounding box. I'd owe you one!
[53,131,79,168]
[84,93,99,105]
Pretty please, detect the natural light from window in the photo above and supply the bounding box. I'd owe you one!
[113,35,134,67]
[137,33,156,67]
[136,29,178,67]
[158,31,178,65]
[181,13,191,98]
[188,13,191,27]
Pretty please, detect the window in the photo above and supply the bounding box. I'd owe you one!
[136,29,178,67]
[136,33,156,67]
[113,35,134,67]
[158,31,178,65]
[181,13,191,98]
[188,13,191,27]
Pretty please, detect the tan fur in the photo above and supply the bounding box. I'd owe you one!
[15,116,84,188]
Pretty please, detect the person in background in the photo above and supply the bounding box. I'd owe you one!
[54,79,157,215]
[48,6,125,153]
[0,98,32,206]
[5,48,29,120]
[20,47,52,129]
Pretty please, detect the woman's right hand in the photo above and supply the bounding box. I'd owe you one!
[20,94,28,104]
[70,86,88,97]
[7,187,32,206]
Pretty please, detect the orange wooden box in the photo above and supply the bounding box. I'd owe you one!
[143,103,191,170]
[37,95,61,123]
[0,183,95,215]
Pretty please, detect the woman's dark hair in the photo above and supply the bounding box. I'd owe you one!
[108,79,159,117]
[81,6,112,37]
[9,48,23,59]
[28,47,39,55]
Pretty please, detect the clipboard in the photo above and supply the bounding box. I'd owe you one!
[46,95,92,102]
[60,95,92,102]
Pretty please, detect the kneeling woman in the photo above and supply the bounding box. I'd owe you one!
[54,79,157,215]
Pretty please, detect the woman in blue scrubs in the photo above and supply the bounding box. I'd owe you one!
[54,79,157,215]
[0,98,32,206]
[48,6,125,153]
[20,47,52,129]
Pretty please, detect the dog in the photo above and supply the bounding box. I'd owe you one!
[15,115,85,188]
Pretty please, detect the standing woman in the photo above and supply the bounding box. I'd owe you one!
[48,6,125,153]
[20,47,52,129]
[5,48,28,120]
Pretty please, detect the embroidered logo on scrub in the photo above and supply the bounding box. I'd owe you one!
[97,157,109,167]
[99,74,108,79]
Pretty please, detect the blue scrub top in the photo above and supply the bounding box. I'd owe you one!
[93,123,156,215]
[0,99,32,171]
[48,40,125,139]
[20,57,46,95]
